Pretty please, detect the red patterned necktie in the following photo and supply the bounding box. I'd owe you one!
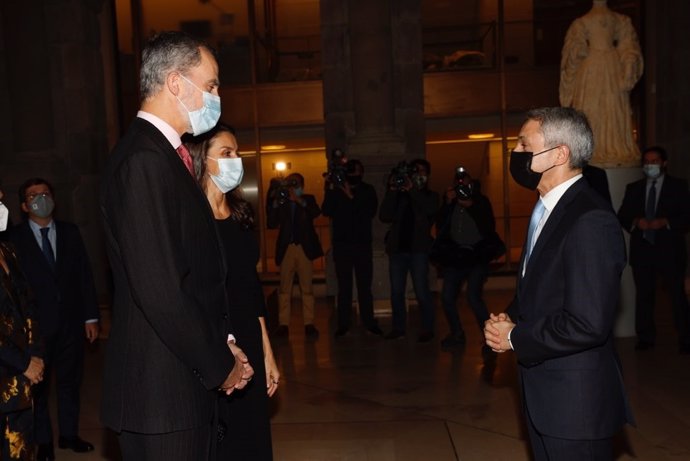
[176,144,195,177]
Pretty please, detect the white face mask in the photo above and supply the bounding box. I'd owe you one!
[643,164,661,179]
[0,202,9,232]
[208,157,244,193]
[177,75,221,136]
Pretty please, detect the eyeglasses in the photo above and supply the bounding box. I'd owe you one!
[26,191,52,201]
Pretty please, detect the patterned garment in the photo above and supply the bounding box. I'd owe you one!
[0,242,39,460]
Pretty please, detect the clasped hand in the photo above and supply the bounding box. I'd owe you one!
[483,313,515,353]
[219,342,254,395]
[23,356,45,385]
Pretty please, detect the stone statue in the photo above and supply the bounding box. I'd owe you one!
[559,0,643,167]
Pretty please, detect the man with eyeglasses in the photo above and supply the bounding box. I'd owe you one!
[10,178,99,460]
[484,107,633,460]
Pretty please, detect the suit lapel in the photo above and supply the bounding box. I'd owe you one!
[520,178,587,289]
[19,221,55,273]
[138,119,227,272]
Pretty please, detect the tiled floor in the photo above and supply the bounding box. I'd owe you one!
[55,281,690,460]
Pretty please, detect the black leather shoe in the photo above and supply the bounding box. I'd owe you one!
[58,436,94,453]
[37,443,55,461]
[334,327,349,338]
[366,325,384,336]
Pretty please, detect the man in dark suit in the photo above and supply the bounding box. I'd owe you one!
[485,107,633,460]
[267,172,323,338]
[617,146,690,353]
[100,31,253,459]
[10,178,99,460]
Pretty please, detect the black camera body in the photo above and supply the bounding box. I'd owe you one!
[324,148,351,187]
[454,166,475,200]
[272,178,299,205]
[390,161,415,190]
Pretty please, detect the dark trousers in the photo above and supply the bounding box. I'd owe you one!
[632,252,690,346]
[388,252,434,333]
[333,243,377,330]
[34,321,84,444]
[440,261,490,335]
[526,407,612,461]
[118,425,212,461]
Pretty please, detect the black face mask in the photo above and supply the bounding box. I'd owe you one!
[509,146,559,190]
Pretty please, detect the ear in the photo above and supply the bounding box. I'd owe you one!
[166,72,182,97]
[556,145,571,166]
[20,202,29,214]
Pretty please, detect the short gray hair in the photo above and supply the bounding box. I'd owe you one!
[525,107,594,169]
[139,31,206,100]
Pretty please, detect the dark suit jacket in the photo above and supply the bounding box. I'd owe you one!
[617,174,690,269]
[266,194,323,265]
[100,117,235,433]
[506,178,632,440]
[10,220,99,340]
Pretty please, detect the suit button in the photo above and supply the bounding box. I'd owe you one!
[223,314,228,320]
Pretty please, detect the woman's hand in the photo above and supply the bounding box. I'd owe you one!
[23,356,45,385]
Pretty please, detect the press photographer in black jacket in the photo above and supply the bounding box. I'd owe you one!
[433,167,500,348]
[322,159,382,337]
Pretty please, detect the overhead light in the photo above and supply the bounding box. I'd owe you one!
[262,145,286,151]
[468,133,494,140]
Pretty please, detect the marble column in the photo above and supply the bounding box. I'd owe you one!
[321,0,426,305]
[0,0,113,302]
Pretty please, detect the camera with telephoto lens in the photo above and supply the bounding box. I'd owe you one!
[454,166,475,200]
[389,161,415,190]
[271,178,299,205]
[323,148,351,187]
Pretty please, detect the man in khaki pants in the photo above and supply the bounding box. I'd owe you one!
[267,173,323,338]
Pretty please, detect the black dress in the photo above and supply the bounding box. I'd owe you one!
[216,218,273,460]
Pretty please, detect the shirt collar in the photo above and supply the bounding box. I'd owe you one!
[137,111,183,150]
[540,174,583,212]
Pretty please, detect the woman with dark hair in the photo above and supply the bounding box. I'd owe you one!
[0,189,44,460]
[186,124,277,460]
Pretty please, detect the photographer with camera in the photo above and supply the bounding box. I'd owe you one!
[267,173,323,339]
[379,158,440,342]
[433,167,501,349]
[322,158,382,338]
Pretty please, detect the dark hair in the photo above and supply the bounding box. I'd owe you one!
[410,158,431,175]
[525,107,593,169]
[643,146,667,162]
[18,177,54,204]
[286,172,305,186]
[185,124,255,230]
[140,31,211,100]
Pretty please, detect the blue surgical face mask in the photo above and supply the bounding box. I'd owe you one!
[293,187,303,197]
[643,164,661,179]
[208,157,244,193]
[29,194,55,219]
[178,75,221,136]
